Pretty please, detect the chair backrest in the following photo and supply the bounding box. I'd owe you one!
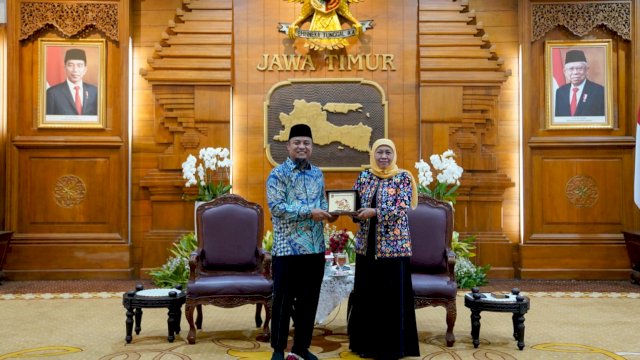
[408,195,453,273]
[196,194,264,271]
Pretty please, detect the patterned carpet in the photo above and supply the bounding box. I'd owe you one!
[0,279,639,359]
[1,278,639,295]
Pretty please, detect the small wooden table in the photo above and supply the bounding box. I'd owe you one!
[0,231,13,285]
[122,284,186,343]
[464,287,530,350]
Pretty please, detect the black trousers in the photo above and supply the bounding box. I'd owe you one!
[270,253,325,353]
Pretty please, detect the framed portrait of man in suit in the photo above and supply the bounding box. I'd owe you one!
[38,39,106,128]
[545,40,613,129]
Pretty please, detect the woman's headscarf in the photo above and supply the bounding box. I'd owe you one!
[369,138,418,209]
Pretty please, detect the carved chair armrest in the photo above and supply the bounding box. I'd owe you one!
[258,249,272,280]
[446,248,456,279]
[188,249,202,281]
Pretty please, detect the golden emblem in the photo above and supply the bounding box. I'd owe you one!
[280,0,373,50]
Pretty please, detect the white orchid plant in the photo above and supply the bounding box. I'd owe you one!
[181,147,232,201]
[415,149,464,204]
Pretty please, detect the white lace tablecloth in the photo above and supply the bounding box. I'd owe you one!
[315,269,354,324]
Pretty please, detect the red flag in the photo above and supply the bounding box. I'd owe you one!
[635,107,640,208]
[46,46,65,88]
[552,48,565,88]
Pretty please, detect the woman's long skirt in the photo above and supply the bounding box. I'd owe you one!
[348,241,420,359]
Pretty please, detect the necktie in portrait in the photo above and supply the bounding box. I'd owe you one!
[570,87,578,116]
[74,86,82,115]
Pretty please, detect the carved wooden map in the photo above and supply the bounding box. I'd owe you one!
[265,79,387,170]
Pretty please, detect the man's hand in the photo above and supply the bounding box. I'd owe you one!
[310,208,333,222]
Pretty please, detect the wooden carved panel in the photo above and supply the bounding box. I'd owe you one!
[530,149,632,242]
[531,2,631,41]
[15,148,125,241]
[20,2,119,41]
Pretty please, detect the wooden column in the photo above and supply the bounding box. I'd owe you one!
[419,0,516,277]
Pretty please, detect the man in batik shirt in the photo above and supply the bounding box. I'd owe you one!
[266,124,336,360]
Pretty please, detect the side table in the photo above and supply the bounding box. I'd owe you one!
[464,287,530,350]
[122,284,186,343]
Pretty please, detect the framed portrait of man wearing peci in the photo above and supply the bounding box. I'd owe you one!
[38,39,106,129]
[545,40,613,129]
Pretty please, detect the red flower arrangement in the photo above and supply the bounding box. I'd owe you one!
[329,229,351,254]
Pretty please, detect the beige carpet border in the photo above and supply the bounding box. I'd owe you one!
[2,291,640,300]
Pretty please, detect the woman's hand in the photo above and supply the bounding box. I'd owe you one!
[355,207,377,220]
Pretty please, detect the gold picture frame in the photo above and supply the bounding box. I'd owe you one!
[545,40,613,129]
[326,190,359,216]
[38,39,106,129]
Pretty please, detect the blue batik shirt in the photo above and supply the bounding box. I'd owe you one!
[266,157,328,256]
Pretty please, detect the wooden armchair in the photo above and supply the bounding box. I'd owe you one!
[408,195,457,347]
[185,194,273,344]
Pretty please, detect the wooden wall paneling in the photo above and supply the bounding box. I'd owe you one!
[229,0,419,234]
[472,0,523,264]
[16,148,124,236]
[4,0,131,279]
[4,243,132,280]
[0,25,6,230]
[1,0,525,279]
[520,244,629,279]
[244,0,268,205]
[401,1,420,161]
[520,0,640,279]
[131,0,183,277]
[530,148,634,238]
[230,0,248,209]
[137,0,232,276]
[419,0,516,278]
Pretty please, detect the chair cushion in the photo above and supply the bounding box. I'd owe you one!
[187,273,273,298]
[411,273,457,298]
[200,203,260,271]
[408,204,447,273]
